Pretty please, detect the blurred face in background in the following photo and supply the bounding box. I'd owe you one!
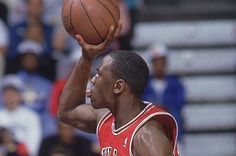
[20,53,39,73]
[152,57,167,79]
[2,87,22,111]
[27,0,43,21]
[0,128,13,144]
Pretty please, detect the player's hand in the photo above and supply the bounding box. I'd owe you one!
[75,20,122,61]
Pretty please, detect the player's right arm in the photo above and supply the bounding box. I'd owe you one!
[58,22,122,133]
[58,56,103,133]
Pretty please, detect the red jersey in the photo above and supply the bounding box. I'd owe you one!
[97,103,179,156]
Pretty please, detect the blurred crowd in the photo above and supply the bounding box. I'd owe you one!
[0,0,186,156]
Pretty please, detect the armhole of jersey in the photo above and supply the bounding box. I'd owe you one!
[129,112,178,156]
[96,111,112,142]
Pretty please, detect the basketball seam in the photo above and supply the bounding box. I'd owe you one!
[80,0,103,41]
[97,0,117,25]
[69,0,76,36]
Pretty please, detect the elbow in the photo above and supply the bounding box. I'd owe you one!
[57,101,68,124]
[57,110,71,125]
[57,109,66,123]
[57,100,74,126]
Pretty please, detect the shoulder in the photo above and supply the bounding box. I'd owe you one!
[134,119,165,140]
[167,74,180,80]
[10,21,27,29]
[132,119,173,156]
[166,74,182,83]
[41,22,54,32]
[0,108,6,114]
[0,109,7,120]
[42,21,54,28]
[134,119,164,139]
[33,75,52,88]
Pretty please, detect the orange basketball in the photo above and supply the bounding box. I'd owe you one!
[61,0,120,44]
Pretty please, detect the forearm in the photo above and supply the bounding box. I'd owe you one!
[58,56,92,121]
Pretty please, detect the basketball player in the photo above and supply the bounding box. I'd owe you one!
[58,23,179,156]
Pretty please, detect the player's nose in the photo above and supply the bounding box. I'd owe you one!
[91,74,98,85]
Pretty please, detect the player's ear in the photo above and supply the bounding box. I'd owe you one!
[114,79,126,94]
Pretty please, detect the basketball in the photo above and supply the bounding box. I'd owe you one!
[61,0,120,44]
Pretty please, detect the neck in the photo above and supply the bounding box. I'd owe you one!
[6,105,18,112]
[61,136,74,144]
[112,95,145,129]
[155,73,166,79]
[28,16,41,24]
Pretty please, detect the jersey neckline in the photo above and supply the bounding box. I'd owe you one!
[112,102,154,135]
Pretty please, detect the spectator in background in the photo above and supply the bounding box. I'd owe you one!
[0,1,9,24]
[142,44,186,146]
[24,22,56,81]
[124,0,144,49]
[38,122,99,156]
[0,1,9,78]
[16,40,57,137]
[0,19,8,78]
[7,0,54,74]
[42,0,63,25]
[47,146,73,156]
[2,0,26,25]
[0,74,42,156]
[115,0,131,50]
[0,127,29,156]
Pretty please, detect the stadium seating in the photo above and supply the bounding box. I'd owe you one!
[134,1,236,154]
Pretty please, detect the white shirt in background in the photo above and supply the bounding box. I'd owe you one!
[0,106,42,156]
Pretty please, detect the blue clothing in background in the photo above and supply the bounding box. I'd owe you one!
[8,21,54,59]
[17,70,57,137]
[124,0,142,9]
[143,75,185,142]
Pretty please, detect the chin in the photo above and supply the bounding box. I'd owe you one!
[91,101,99,109]
[91,102,105,109]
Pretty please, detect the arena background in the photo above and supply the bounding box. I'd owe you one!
[0,0,235,156]
[136,0,236,155]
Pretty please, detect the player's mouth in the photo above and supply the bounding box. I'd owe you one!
[86,89,94,103]
[86,89,92,98]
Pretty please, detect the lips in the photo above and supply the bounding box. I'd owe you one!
[86,89,94,103]
[86,89,92,98]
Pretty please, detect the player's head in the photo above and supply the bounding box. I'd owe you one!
[18,40,43,72]
[1,75,23,110]
[89,50,149,109]
[108,50,149,98]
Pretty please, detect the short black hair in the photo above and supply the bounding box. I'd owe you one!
[109,50,149,98]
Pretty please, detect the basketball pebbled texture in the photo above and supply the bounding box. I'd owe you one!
[61,0,120,44]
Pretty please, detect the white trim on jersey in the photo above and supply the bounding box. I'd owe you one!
[111,103,153,135]
[96,111,112,146]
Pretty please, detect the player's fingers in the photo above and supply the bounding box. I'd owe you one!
[114,20,122,40]
[75,34,86,47]
[101,25,115,47]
